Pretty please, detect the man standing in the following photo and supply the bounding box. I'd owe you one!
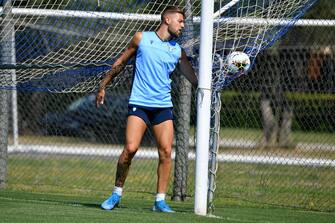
[96,6,197,212]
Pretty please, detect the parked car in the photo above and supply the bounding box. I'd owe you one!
[40,93,130,143]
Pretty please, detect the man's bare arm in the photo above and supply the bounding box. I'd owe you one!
[98,32,142,91]
[177,49,198,88]
[96,32,142,107]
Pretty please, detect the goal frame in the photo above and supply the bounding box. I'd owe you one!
[1,0,331,216]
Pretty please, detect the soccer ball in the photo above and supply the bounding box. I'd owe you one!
[226,51,251,75]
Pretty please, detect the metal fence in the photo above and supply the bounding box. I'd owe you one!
[1,10,335,214]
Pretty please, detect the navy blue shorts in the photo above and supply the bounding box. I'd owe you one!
[128,104,174,126]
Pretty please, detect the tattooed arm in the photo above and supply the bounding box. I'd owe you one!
[96,32,142,107]
[177,49,198,88]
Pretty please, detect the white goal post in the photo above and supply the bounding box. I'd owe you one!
[194,0,214,216]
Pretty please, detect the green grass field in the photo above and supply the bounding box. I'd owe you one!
[1,190,335,223]
[218,128,335,145]
[3,127,335,222]
[9,127,335,146]
[1,152,334,222]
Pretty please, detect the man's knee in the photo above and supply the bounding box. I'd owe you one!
[120,144,138,163]
[158,146,172,161]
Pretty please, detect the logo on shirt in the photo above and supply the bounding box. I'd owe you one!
[168,45,176,52]
[132,107,137,112]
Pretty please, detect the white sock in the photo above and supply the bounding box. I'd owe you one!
[155,193,166,202]
[113,186,123,196]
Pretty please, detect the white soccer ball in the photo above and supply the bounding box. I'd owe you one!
[226,51,251,75]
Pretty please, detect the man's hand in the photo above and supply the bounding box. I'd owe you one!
[96,89,105,108]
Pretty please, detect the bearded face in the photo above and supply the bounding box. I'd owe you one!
[165,13,185,38]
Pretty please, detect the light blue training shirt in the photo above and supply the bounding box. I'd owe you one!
[129,31,182,107]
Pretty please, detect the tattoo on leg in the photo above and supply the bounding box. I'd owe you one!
[115,161,131,187]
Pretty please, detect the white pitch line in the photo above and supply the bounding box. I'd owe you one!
[8,144,335,167]
[296,143,335,151]
[189,138,335,151]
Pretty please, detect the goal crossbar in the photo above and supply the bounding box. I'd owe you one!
[1,8,335,27]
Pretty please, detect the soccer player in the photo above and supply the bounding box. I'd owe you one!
[96,5,198,213]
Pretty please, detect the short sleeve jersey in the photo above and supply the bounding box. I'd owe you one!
[128,31,181,107]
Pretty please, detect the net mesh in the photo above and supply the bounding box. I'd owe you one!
[0,0,197,92]
[210,0,318,91]
[1,0,317,92]
[2,0,334,214]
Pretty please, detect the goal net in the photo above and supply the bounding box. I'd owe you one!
[2,0,333,215]
[0,0,316,92]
